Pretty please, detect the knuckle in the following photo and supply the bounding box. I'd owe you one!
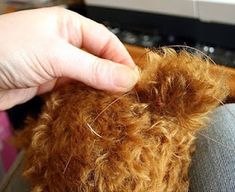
[89,58,112,89]
[98,23,107,30]
[51,6,66,14]
[90,58,102,85]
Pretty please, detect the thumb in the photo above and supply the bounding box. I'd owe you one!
[0,87,37,110]
[50,42,139,92]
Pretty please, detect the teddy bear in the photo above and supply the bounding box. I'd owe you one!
[16,48,228,192]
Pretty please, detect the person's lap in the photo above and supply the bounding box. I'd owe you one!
[189,104,235,192]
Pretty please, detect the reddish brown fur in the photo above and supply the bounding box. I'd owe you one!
[17,49,228,192]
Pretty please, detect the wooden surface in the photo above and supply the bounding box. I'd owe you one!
[125,44,235,101]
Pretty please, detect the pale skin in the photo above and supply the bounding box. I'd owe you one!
[0,7,139,110]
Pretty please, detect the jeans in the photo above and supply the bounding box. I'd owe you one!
[189,104,235,192]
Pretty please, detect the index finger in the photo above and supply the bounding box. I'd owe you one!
[65,11,135,68]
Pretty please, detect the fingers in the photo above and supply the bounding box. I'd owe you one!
[62,9,135,68]
[50,41,139,92]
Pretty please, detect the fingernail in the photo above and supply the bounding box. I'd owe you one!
[112,65,140,91]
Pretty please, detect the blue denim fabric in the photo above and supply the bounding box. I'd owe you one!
[189,104,235,192]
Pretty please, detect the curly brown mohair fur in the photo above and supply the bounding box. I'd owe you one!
[17,49,228,192]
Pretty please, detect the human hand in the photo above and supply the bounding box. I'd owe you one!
[0,7,139,110]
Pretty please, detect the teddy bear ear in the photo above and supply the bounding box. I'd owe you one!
[135,49,228,119]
